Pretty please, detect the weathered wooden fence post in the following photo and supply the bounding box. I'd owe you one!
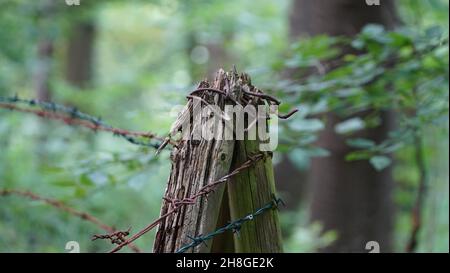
[153,68,283,253]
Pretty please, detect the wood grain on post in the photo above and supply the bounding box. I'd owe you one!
[153,70,234,253]
[153,68,283,253]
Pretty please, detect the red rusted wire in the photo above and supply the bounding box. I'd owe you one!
[0,189,141,252]
[0,103,175,146]
[92,227,132,245]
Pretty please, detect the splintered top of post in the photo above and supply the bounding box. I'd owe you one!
[189,68,281,107]
[164,67,296,144]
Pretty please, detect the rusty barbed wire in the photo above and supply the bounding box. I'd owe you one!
[0,189,141,253]
[108,152,267,253]
[92,227,132,245]
[241,89,281,105]
[0,96,173,149]
[188,87,299,119]
[176,195,284,253]
[190,87,281,105]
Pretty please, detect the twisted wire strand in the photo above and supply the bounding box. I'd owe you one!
[0,96,166,149]
[176,196,284,253]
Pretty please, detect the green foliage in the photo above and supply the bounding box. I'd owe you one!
[274,18,448,251]
[0,0,448,253]
[0,0,289,252]
[277,24,448,172]
[280,209,337,253]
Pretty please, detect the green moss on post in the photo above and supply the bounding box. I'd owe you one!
[227,139,283,253]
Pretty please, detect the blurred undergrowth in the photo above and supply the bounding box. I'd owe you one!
[0,0,448,252]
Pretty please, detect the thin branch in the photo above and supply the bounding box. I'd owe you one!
[405,85,431,253]
[405,131,428,252]
[242,89,281,105]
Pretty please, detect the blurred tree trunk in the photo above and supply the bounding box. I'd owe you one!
[34,40,54,101]
[289,0,399,252]
[274,155,307,209]
[186,32,232,81]
[33,0,58,101]
[65,21,96,88]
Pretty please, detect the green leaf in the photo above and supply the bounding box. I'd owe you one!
[298,134,317,146]
[382,142,404,153]
[79,174,94,187]
[107,174,117,186]
[362,24,385,38]
[42,166,65,174]
[335,117,365,134]
[287,149,309,170]
[369,156,392,171]
[345,150,372,161]
[305,147,330,157]
[425,26,443,39]
[347,138,376,149]
[51,179,75,187]
[74,187,87,198]
[289,118,324,132]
